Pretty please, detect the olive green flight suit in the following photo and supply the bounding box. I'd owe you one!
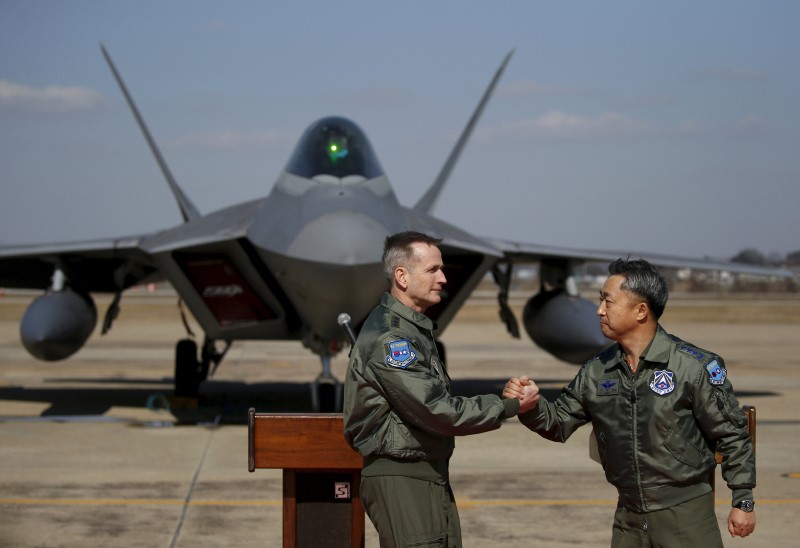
[343,293,519,547]
[519,325,755,547]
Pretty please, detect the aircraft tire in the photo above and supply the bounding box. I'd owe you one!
[175,338,201,397]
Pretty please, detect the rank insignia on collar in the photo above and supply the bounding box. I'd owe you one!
[386,339,417,369]
[705,360,726,386]
[650,370,675,396]
[597,378,619,396]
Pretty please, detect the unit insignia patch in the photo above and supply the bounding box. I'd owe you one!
[649,369,675,396]
[386,339,417,369]
[705,360,726,386]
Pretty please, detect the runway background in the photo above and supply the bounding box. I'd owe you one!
[1,291,798,546]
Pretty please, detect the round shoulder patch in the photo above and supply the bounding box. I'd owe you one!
[385,339,417,369]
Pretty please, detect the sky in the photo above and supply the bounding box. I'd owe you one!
[1,0,798,260]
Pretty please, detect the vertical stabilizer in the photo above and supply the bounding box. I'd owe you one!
[100,44,201,223]
[413,50,513,214]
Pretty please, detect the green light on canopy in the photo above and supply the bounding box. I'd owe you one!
[327,139,349,163]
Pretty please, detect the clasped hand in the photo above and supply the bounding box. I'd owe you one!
[503,376,540,414]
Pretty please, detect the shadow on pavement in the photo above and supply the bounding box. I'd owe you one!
[0,376,778,425]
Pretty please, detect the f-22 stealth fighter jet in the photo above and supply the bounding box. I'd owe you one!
[0,47,790,410]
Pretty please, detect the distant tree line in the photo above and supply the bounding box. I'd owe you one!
[730,248,800,267]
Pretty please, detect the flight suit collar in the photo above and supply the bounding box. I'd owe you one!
[641,325,672,365]
[603,324,671,372]
[382,292,436,331]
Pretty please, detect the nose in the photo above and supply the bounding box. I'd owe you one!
[596,302,605,317]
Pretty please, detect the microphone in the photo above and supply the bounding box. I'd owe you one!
[337,313,357,346]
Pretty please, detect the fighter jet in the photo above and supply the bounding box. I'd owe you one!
[0,47,793,411]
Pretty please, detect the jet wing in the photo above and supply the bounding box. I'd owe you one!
[0,197,266,293]
[0,236,162,292]
[486,237,797,279]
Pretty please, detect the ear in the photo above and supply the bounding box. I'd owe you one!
[394,266,409,290]
[635,301,649,322]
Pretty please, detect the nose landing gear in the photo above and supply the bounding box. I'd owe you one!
[312,354,342,412]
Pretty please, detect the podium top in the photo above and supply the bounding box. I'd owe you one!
[248,410,363,472]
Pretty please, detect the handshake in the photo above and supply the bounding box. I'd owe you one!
[503,376,540,414]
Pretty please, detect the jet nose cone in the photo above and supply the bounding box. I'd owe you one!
[288,211,387,265]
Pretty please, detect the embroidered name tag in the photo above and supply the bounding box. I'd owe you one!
[705,360,726,386]
[386,339,417,369]
[597,378,619,396]
[650,370,675,396]
[678,345,705,361]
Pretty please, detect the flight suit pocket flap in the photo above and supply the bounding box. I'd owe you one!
[664,428,702,467]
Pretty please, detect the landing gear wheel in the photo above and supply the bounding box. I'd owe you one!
[174,338,201,397]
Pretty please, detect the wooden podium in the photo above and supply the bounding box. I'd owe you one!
[248,410,365,548]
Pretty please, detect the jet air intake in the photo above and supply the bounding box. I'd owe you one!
[522,289,609,364]
[20,290,97,361]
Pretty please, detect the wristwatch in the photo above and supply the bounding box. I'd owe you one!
[735,500,755,512]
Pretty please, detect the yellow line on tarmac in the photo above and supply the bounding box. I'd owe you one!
[457,498,800,509]
[751,499,800,505]
[458,499,616,509]
[0,498,281,507]
[2,498,799,508]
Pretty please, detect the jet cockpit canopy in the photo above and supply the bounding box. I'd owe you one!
[285,116,384,180]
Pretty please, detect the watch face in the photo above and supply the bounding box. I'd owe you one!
[738,500,755,512]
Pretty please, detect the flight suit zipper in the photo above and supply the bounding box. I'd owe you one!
[629,373,646,511]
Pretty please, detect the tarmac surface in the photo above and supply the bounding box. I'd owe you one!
[1,291,799,547]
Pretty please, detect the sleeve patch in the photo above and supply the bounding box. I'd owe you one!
[385,339,417,369]
[705,359,727,385]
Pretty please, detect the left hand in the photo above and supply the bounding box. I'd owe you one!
[727,507,756,538]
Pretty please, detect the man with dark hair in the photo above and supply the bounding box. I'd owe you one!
[504,258,756,547]
[344,230,538,547]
